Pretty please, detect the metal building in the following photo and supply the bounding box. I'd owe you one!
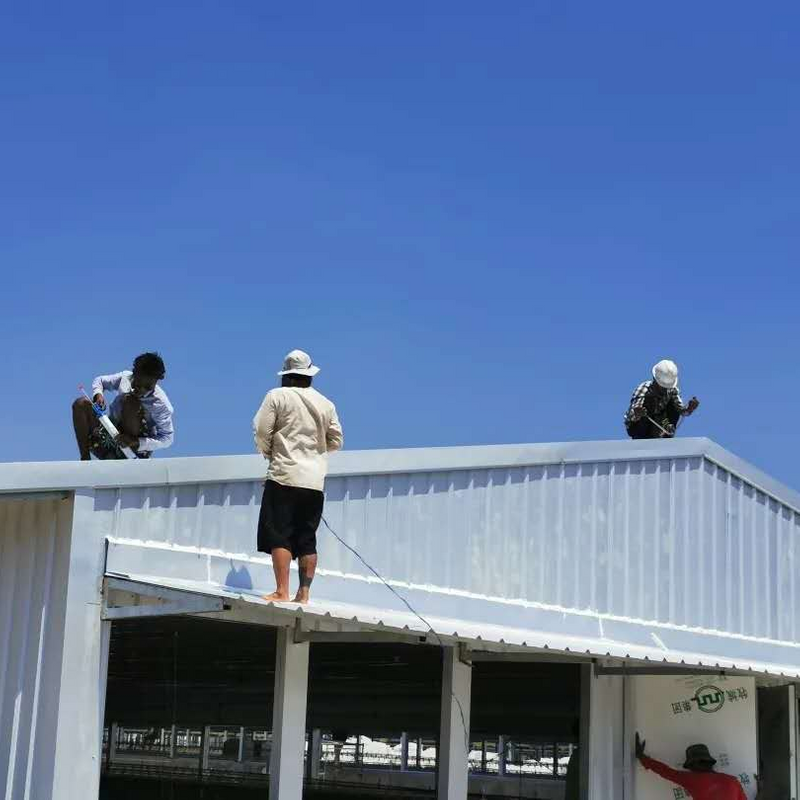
[2,437,800,799]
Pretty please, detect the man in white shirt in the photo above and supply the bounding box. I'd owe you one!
[253,350,343,604]
[71,352,174,460]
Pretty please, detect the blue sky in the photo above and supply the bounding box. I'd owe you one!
[2,3,799,488]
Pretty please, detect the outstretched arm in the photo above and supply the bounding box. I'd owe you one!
[636,733,693,792]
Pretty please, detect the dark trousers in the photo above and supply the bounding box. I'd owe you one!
[626,405,681,440]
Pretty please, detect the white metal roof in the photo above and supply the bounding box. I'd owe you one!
[5,437,800,679]
[2,437,800,512]
[104,571,800,678]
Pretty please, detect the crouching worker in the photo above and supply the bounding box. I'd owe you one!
[72,352,174,460]
[253,350,343,604]
[636,733,746,800]
[625,359,699,439]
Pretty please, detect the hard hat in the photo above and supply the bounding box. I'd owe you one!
[652,360,679,390]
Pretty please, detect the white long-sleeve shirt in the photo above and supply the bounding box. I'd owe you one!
[91,371,175,453]
[253,386,343,491]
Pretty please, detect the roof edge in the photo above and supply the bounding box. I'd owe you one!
[1,437,798,513]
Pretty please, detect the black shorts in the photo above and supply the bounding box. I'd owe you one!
[257,480,324,560]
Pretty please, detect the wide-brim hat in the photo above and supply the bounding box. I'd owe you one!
[683,744,716,769]
[277,349,320,377]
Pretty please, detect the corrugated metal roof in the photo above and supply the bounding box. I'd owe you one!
[5,438,800,679]
[105,572,800,678]
[2,438,800,512]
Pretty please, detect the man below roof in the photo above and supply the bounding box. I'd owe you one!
[253,349,344,604]
[636,733,747,800]
[625,359,700,439]
[71,352,174,460]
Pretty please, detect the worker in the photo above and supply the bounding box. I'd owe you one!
[636,733,747,800]
[625,359,700,439]
[71,352,174,460]
[253,349,343,604]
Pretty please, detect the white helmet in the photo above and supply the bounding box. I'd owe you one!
[652,359,679,390]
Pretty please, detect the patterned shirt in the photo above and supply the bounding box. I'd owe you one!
[625,380,686,426]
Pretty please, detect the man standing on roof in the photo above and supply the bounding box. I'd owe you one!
[636,733,747,799]
[71,352,174,460]
[625,359,700,439]
[253,349,343,604]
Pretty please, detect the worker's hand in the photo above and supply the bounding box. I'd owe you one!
[115,433,139,450]
[635,732,647,760]
[662,422,676,437]
[93,393,106,409]
[686,397,700,415]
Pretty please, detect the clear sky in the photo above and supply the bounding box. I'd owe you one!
[2,3,799,489]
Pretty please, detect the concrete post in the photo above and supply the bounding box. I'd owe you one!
[416,738,422,769]
[107,722,118,767]
[170,724,177,759]
[35,491,111,800]
[437,647,472,800]
[238,726,246,762]
[497,736,506,776]
[308,728,323,779]
[400,732,409,771]
[201,725,211,772]
[269,627,310,800]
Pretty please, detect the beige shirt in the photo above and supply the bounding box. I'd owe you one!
[252,386,343,491]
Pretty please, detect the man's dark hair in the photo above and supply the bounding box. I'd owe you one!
[133,352,166,380]
[282,374,312,388]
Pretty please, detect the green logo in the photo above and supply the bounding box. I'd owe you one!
[693,685,725,714]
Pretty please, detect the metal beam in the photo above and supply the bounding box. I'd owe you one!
[469,651,593,664]
[102,576,229,620]
[594,666,729,677]
[292,627,429,645]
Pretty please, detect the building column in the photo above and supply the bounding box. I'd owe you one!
[437,646,472,800]
[169,724,177,759]
[307,728,323,779]
[497,736,506,776]
[237,726,246,762]
[107,722,118,768]
[270,626,310,800]
[400,732,409,771]
[200,725,211,774]
[586,662,629,800]
[45,490,111,800]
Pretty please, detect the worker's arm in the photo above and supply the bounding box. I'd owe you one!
[640,757,694,790]
[628,382,651,421]
[326,405,343,453]
[137,398,174,453]
[90,371,125,406]
[672,391,700,417]
[253,392,277,460]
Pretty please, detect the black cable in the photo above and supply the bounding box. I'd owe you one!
[320,515,471,757]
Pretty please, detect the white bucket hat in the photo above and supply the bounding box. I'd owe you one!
[652,359,679,390]
[278,349,320,377]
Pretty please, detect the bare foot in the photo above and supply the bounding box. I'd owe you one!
[292,589,310,605]
[263,591,290,602]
